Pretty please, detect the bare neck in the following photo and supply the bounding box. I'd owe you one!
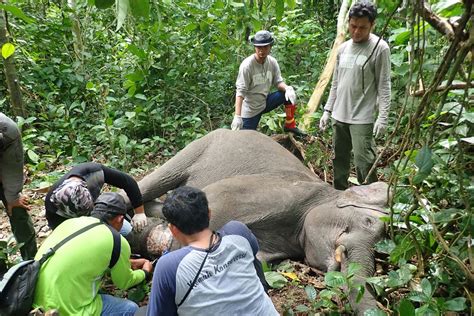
[183,228,214,249]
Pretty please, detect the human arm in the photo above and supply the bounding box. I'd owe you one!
[101,165,146,230]
[231,96,244,130]
[110,238,146,290]
[320,51,341,131]
[147,254,182,316]
[374,46,391,138]
[0,124,28,215]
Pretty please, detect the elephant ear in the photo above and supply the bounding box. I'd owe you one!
[336,182,390,214]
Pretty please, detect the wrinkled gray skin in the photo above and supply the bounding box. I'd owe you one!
[125,129,389,314]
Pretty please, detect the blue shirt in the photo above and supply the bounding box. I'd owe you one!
[147,221,278,316]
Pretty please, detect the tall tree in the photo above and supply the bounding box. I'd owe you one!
[0,2,25,117]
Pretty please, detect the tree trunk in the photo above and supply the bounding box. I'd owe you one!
[301,0,351,129]
[67,0,84,64]
[0,6,25,117]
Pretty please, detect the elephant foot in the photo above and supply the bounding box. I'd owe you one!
[146,223,175,257]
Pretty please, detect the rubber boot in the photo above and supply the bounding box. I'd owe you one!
[10,206,37,260]
[284,104,307,136]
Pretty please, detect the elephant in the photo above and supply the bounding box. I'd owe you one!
[124,129,389,313]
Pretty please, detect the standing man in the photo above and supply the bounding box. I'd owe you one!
[147,186,278,316]
[319,1,391,190]
[33,192,153,315]
[232,30,306,136]
[0,112,37,272]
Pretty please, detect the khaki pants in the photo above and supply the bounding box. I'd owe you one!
[332,120,377,190]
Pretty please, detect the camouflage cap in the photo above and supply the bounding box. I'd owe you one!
[50,178,94,218]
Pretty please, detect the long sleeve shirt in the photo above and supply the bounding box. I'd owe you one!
[0,112,24,204]
[324,34,391,125]
[45,162,143,229]
[33,217,145,315]
[235,55,284,118]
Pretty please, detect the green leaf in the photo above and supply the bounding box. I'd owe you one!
[363,308,385,316]
[444,297,466,311]
[0,4,34,23]
[413,146,433,184]
[420,278,433,298]
[286,0,296,10]
[264,271,288,289]
[127,284,146,302]
[95,0,115,9]
[27,149,39,163]
[324,271,346,287]
[275,0,284,22]
[129,0,149,18]
[125,111,136,119]
[1,43,15,59]
[116,0,130,31]
[86,81,95,90]
[461,136,474,144]
[230,2,245,8]
[304,285,317,301]
[347,262,362,278]
[295,305,310,312]
[398,299,416,315]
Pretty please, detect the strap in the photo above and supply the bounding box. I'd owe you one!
[104,224,121,268]
[177,231,217,307]
[177,251,209,307]
[39,222,102,264]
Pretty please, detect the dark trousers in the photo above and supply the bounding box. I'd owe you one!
[242,91,288,130]
[0,184,37,266]
[332,120,378,190]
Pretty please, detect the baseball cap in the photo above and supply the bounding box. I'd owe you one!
[94,192,131,221]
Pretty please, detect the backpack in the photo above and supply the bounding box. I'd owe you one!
[0,221,121,316]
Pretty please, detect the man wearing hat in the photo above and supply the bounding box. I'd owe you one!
[33,192,153,315]
[232,30,306,136]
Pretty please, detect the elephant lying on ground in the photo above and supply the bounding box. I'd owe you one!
[125,129,389,313]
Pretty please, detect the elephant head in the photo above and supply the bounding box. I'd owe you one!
[302,182,389,313]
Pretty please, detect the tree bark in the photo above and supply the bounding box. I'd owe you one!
[0,6,25,117]
[301,0,351,129]
[67,0,84,64]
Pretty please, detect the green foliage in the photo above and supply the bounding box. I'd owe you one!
[0,236,24,268]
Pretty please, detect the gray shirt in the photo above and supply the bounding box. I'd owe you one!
[236,55,284,118]
[324,34,391,125]
[0,112,24,203]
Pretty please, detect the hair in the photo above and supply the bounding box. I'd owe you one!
[90,209,118,223]
[349,1,377,23]
[162,186,209,235]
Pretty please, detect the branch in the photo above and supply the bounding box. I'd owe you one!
[418,0,454,40]
[411,82,471,96]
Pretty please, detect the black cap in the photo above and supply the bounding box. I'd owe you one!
[94,192,127,216]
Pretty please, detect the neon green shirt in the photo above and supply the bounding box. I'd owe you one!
[33,217,145,315]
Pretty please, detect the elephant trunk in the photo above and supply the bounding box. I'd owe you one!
[340,243,378,314]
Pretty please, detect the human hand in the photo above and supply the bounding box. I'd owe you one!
[130,258,147,270]
[373,119,387,138]
[231,115,243,131]
[319,111,331,131]
[131,213,147,232]
[7,195,29,216]
[285,86,296,104]
[142,260,153,274]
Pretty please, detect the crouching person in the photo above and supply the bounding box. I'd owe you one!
[33,192,153,315]
[147,186,278,315]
